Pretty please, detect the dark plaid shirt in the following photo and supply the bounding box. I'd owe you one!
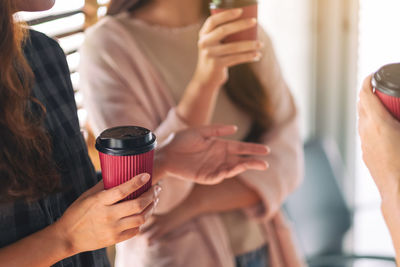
[0,30,110,267]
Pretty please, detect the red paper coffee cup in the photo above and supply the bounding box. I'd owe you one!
[96,126,156,200]
[372,63,400,121]
[210,0,258,43]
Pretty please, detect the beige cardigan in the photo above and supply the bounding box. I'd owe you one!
[79,15,305,267]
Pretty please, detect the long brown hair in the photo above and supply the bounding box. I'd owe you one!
[107,0,274,141]
[0,0,59,202]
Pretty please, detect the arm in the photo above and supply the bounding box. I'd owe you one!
[382,195,400,264]
[145,178,262,242]
[182,179,261,214]
[0,224,71,267]
[358,75,400,264]
[176,9,262,126]
[0,175,159,267]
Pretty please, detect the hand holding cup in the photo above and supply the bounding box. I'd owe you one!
[192,7,263,90]
[55,174,161,255]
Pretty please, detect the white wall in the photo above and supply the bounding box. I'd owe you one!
[259,0,313,140]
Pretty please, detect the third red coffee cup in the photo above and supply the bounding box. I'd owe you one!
[96,126,156,200]
[210,0,258,43]
[372,63,400,120]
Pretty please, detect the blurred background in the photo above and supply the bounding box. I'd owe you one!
[18,0,400,266]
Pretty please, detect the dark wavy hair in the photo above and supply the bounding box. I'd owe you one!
[0,0,59,202]
[107,0,274,141]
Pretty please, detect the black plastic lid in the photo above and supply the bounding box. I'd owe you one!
[372,63,400,97]
[96,126,156,156]
[210,0,258,9]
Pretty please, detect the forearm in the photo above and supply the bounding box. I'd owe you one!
[0,222,72,267]
[188,178,262,215]
[176,80,219,126]
[381,193,400,265]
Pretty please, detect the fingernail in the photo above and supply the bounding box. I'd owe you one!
[250,18,257,24]
[145,210,152,220]
[265,161,270,169]
[141,173,151,183]
[154,185,162,195]
[257,42,264,48]
[253,52,262,62]
[235,8,243,15]
[265,146,271,153]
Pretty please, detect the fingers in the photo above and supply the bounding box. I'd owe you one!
[206,40,263,57]
[117,202,156,232]
[112,185,161,218]
[226,140,270,156]
[359,74,395,122]
[221,51,262,67]
[225,158,269,178]
[361,74,373,94]
[99,173,151,205]
[200,8,243,35]
[80,181,104,199]
[117,228,140,243]
[199,124,238,138]
[200,18,257,46]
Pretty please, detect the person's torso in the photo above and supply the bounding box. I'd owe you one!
[116,13,266,256]
[0,30,109,267]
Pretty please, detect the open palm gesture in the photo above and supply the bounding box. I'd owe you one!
[157,125,269,185]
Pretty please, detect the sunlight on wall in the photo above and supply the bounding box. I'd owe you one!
[259,0,312,140]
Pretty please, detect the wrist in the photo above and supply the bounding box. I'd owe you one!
[381,190,400,219]
[175,194,204,220]
[47,220,76,259]
[186,186,209,215]
[190,74,221,93]
[380,174,400,206]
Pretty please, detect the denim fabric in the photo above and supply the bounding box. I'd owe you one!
[235,245,269,267]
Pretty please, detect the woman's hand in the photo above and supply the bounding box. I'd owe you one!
[358,75,400,199]
[54,174,161,255]
[176,9,263,126]
[154,125,269,185]
[193,8,262,89]
[358,75,400,266]
[143,206,197,245]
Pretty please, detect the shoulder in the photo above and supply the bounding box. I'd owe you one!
[26,30,64,57]
[84,14,133,49]
[25,30,68,74]
[24,30,74,104]
[81,15,142,65]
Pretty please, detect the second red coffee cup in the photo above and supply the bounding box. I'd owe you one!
[372,63,400,121]
[96,126,156,200]
[210,0,258,43]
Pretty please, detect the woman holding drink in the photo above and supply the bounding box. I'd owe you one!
[0,0,271,266]
[80,0,304,266]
